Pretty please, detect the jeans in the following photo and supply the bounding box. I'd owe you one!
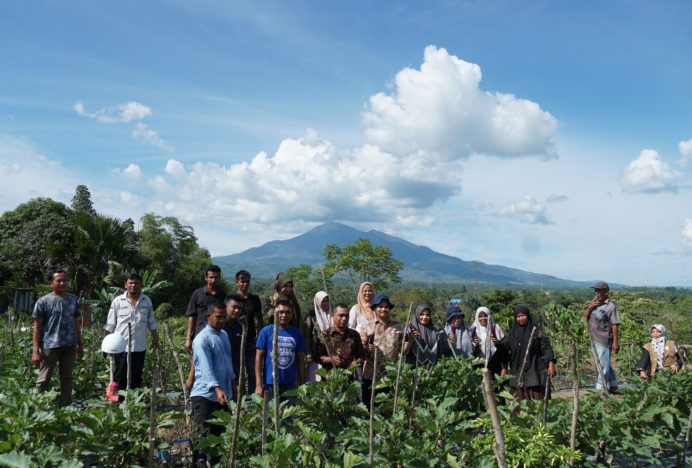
[593,342,618,390]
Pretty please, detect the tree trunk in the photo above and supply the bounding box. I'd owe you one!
[481,369,507,468]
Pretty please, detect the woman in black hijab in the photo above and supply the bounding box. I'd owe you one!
[407,304,443,366]
[497,306,557,400]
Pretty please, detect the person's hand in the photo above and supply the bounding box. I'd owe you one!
[184,337,192,353]
[151,338,160,351]
[255,384,264,397]
[547,362,557,378]
[671,364,679,374]
[214,387,228,406]
[588,296,601,310]
[500,368,507,377]
[411,329,420,338]
[403,341,410,353]
[185,375,194,390]
[306,354,313,363]
[491,335,498,344]
[639,370,648,380]
[612,343,620,354]
[332,355,344,367]
[448,333,455,342]
[77,344,84,360]
[32,349,41,366]
[472,337,480,348]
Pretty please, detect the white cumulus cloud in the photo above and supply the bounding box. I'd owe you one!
[679,139,692,167]
[145,130,462,227]
[621,149,684,194]
[73,100,152,123]
[362,45,558,161]
[683,219,692,249]
[132,123,174,152]
[500,195,551,224]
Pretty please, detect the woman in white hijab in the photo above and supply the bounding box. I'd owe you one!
[636,324,683,380]
[470,306,505,375]
[305,291,333,381]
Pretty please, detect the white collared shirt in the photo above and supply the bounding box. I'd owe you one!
[104,293,157,352]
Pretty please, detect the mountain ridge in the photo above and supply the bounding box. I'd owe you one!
[213,221,596,287]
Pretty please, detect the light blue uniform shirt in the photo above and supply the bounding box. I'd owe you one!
[190,325,235,402]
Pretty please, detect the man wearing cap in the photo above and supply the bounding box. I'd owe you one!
[584,281,620,392]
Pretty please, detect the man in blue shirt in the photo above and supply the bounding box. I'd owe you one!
[255,300,306,400]
[190,302,236,458]
[31,269,83,406]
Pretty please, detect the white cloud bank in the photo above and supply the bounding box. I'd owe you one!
[362,46,558,161]
[73,100,152,123]
[500,195,551,225]
[621,142,691,194]
[128,46,559,228]
[683,219,692,249]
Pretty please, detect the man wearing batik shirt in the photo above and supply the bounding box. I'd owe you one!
[315,303,365,371]
[32,269,83,406]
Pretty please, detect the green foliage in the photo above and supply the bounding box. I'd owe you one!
[324,238,404,291]
[0,198,76,288]
[286,264,333,312]
[70,184,96,216]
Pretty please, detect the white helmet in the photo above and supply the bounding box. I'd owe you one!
[101,334,126,354]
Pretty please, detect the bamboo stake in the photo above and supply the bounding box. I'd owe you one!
[542,373,551,428]
[569,342,579,468]
[271,306,280,436]
[127,322,132,393]
[261,392,268,456]
[481,368,507,468]
[516,326,536,389]
[368,347,379,468]
[408,355,422,429]
[392,302,413,417]
[682,406,691,466]
[147,349,160,467]
[163,323,190,427]
[230,316,248,467]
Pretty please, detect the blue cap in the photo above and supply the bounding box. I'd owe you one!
[446,305,464,323]
[370,294,395,310]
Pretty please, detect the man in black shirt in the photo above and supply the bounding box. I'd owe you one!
[185,265,227,389]
[235,270,263,395]
[185,265,227,353]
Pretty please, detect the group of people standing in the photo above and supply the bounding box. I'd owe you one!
[29,269,685,461]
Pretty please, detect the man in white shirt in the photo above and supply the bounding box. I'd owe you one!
[104,273,159,389]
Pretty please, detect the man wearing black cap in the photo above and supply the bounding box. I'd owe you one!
[583,281,620,392]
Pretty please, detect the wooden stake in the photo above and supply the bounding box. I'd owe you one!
[516,326,536,389]
[230,317,248,467]
[261,392,268,456]
[392,302,413,417]
[147,349,159,467]
[481,368,507,468]
[271,307,280,436]
[588,338,609,396]
[368,347,379,468]
[542,373,551,428]
[127,322,132,393]
[163,323,190,428]
[569,342,579,468]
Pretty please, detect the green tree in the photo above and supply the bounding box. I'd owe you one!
[46,213,139,299]
[285,264,332,312]
[323,238,403,291]
[0,198,76,288]
[71,184,96,215]
[137,213,212,310]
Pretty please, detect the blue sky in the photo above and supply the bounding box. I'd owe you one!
[1,0,691,286]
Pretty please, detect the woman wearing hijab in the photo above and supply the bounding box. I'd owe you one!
[470,306,506,375]
[635,324,683,380]
[305,291,333,382]
[497,306,557,401]
[348,282,375,333]
[407,304,442,366]
[442,306,476,358]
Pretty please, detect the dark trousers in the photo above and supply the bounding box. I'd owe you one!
[113,351,146,389]
[245,343,256,396]
[36,346,77,407]
[191,396,229,463]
